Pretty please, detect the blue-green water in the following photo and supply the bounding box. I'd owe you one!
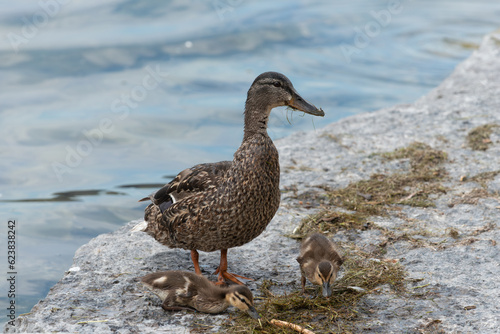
[1,0,499,326]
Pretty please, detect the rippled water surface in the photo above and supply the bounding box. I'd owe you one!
[1,0,500,324]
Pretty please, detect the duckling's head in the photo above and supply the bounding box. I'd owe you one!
[314,261,339,297]
[225,285,260,319]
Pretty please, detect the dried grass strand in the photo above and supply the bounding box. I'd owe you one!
[270,319,316,334]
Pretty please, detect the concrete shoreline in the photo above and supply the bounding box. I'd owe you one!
[5,31,500,333]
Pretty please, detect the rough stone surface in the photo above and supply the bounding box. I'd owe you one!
[5,32,500,333]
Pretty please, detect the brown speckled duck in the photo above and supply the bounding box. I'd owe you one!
[297,233,343,297]
[141,270,260,318]
[135,72,324,284]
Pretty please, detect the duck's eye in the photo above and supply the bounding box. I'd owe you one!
[273,81,282,88]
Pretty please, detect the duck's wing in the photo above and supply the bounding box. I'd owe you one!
[140,161,232,212]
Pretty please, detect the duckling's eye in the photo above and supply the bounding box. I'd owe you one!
[273,81,282,88]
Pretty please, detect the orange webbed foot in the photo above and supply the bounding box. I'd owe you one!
[213,249,254,285]
[213,266,253,285]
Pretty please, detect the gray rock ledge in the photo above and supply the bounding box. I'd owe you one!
[5,31,500,333]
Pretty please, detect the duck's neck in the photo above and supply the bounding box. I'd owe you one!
[243,97,271,141]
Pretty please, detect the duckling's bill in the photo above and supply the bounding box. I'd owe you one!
[247,305,261,319]
[322,281,332,298]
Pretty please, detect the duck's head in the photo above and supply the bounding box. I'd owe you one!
[225,285,260,319]
[248,71,324,116]
[244,72,324,136]
[313,261,339,297]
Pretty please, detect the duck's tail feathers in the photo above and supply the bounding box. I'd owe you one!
[131,220,148,233]
[138,196,151,202]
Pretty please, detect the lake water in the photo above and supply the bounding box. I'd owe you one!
[1,0,500,326]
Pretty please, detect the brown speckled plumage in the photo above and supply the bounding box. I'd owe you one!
[138,72,324,283]
[144,136,280,252]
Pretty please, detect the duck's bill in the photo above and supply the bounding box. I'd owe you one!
[247,306,261,319]
[288,90,325,117]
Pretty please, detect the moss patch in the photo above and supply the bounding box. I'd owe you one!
[467,170,500,188]
[452,170,500,205]
[224,246,406,334]
[466,124,498,151]
[294,142,448,238]
[450,188,492,206]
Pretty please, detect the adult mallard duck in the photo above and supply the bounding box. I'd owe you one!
[135,72,324,284]
[141,270,260,318]
[296,233,343,297]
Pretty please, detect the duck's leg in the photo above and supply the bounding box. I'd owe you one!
[191,249,202,275]
[214,249,253,285]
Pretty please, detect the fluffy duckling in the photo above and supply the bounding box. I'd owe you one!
[141,270,260,318]
[296,233,343,297]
